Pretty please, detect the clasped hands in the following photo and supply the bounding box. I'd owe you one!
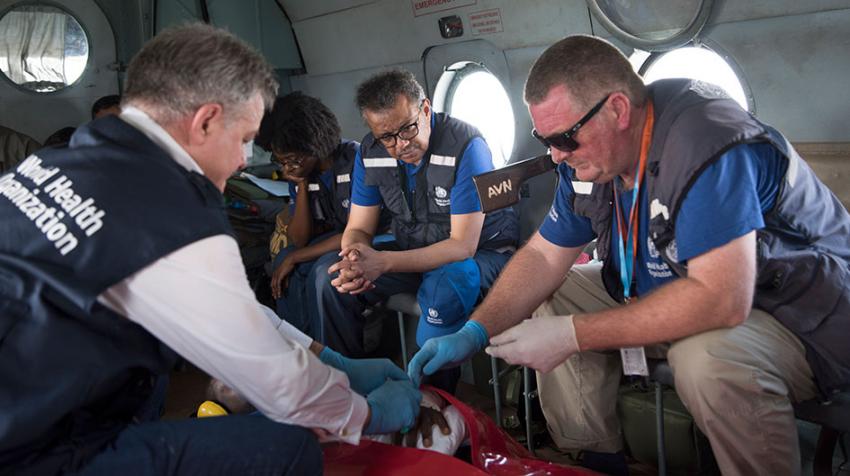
[328,243,385,294]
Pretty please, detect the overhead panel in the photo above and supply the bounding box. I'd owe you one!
[154,0,200,32]
[291,0,593,76]
[207,0,302,70]
[154,0,301,71]
[278,0,375,22]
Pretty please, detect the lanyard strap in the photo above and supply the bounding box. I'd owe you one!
[613,101,655,301]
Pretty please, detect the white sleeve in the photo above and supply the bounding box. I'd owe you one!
[98,235,368,444]
[258,303,313,350]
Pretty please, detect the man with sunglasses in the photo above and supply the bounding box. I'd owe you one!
[409,35,850,474]
[314,69,519,393]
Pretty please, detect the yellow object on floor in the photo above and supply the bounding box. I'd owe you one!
[197,400,229,418]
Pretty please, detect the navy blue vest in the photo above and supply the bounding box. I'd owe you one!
[573,79,850,395]
[297,140,358,233]
[0,116,232,473]
[361,113,518,250]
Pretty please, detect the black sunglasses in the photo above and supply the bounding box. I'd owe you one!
[532,94,610,152]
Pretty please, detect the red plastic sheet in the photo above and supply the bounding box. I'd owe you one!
[323,387,598,476]
[323,439,487,475]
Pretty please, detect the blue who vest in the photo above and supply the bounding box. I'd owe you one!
[0,116,233,473]
[295,140,359,234]
[360,113,518,251]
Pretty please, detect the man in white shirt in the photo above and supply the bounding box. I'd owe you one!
[0,24,420,475]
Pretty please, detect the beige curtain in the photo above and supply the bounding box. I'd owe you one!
[0,7,67,86]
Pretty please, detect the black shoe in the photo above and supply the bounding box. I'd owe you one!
[578,450,629,476]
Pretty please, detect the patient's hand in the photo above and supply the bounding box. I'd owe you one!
[415,406,452,447]
[393,390,452,448]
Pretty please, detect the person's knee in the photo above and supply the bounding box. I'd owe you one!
[244,420,322,475]
[667,333,742,407]
[278,425,322,476]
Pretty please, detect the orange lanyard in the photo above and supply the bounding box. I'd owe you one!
[613,101,654,301]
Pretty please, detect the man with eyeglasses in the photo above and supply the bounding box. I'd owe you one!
[313,69,519,394]
[409,35,850,474]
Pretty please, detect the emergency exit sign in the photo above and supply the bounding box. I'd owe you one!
[412,0,476,17]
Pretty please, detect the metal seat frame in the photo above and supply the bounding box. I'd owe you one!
[385,293,537,453]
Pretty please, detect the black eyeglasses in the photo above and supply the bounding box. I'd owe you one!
[272,152,307,169]
[375,101,424,148]
[532,94,610,152]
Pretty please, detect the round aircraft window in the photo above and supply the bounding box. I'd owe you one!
[641,46,751,111]
[0,5,89,93]
[433,62,515,167]
[586,0,714,51]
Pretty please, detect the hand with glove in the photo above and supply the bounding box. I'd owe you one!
[319,347,408,396]
[363,379,422,435]
[407,320,488,388]
[485,314,579,373]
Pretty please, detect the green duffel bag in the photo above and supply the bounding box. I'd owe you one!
[617,383,719,475]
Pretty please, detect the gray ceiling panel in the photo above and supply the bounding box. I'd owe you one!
[278,0,375,22]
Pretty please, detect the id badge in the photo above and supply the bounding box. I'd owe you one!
[620,347,649,376]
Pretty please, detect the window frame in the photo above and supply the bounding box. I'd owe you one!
[432,60,516,167]
[586,0,715,52]
[0,1,92,95]
[635,40,755,113]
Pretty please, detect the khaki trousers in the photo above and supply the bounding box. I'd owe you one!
[535,263,817,475]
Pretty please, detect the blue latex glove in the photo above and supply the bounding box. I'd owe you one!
[407,320,489,388]
[364,379,422,435]
[320,347,408,396]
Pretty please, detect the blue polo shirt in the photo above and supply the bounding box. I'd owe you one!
[539,142,786,296]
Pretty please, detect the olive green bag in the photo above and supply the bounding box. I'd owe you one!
[618,383,718,474]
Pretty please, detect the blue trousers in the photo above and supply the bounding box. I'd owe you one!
[272,232,339,342]
[69,414,321,476]
[313,242,512,358]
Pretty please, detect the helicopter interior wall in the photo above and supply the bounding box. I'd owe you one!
[700,8,850,142]
[0,0,847,170]
[92,0,152,87]
[284,0,593,77]
[288,3,850,145]
[288,60,423,142]
[284,0,850,234]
